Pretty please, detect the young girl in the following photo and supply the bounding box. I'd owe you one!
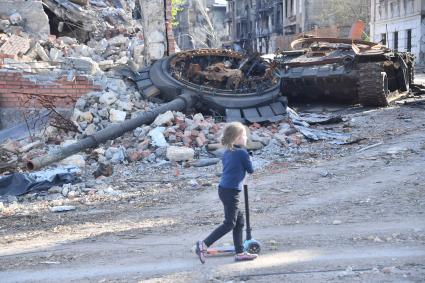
[195,122,257,263]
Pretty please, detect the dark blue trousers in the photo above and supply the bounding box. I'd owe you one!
[204,188,244,254]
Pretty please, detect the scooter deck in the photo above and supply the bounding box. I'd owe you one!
[206,246,235,256]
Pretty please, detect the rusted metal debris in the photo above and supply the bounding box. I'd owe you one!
[17,91,80,135]
[188,62,243,89]
[290,37,378,50]
[169,49,278,92]
[144,48,286,123]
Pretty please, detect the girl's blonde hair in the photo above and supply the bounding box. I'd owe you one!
[221,122,246,149]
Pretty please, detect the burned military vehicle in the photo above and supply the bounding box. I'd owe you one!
[28,49,287,170]
[136,49,287,123]
[276,37,415,107]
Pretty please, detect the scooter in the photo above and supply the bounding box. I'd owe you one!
[206,184,261,256]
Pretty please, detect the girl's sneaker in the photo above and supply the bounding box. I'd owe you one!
[235,252,258,261]
[195,241,206,264]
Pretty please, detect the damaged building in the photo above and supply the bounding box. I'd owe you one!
[225,0,284,53]
[225,0,370,52]
[0,0,178,129]
[173,0,227,50]
[370,0,425,68]
[281,0,370,49]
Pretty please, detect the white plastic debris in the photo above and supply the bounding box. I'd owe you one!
[148,127,168,147]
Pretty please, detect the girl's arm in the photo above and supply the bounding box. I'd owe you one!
[241,150,254,174]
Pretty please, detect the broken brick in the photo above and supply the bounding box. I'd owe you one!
[0,35,30,56]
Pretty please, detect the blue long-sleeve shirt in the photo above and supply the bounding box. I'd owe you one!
[219,147,254,191]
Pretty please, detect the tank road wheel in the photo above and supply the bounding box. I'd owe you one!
[357,63,390,107]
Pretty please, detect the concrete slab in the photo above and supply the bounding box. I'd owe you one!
[0,0,49,40]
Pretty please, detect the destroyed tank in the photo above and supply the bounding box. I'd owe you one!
[276,37,415,107]
[135,49,287,123]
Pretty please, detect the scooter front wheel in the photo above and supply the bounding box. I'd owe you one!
[246,241,261,254]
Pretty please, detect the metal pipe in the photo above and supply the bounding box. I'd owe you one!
[27,92,196,170]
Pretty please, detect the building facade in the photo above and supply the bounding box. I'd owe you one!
[226,0,370,53]
[174,0,227,50]
[282,0,369,41]
[225,0,284,53]
[370,0,425,67]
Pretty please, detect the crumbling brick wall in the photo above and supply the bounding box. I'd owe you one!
[0,71,101,128]
[0,71,101,108]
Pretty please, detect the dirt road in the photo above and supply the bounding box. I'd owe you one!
[1,101,425,282]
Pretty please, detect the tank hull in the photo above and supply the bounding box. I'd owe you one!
[277,37,415,107]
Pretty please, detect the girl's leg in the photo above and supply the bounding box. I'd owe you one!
[233,210,245,254]
[203,189,240,247]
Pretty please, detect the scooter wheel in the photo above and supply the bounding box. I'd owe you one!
[247,242,261,254]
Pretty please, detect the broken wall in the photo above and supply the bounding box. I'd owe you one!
[0,0,50,40]
[174,0,224,50]
[139,0,168,64]
[0,71,101,129]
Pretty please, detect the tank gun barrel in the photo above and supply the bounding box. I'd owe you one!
[27,92,196,170]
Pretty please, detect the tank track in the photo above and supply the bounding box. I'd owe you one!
[357,62,389,107]
[408,61,415,85]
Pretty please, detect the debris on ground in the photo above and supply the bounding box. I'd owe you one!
[0,166,79,197]
[49,205,76,213]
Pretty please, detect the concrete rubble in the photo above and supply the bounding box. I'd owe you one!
[1,94,354,206]
[0,0,146,73]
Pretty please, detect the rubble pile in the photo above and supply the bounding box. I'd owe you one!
[71,77,152,134]
[1,92,363,213]
[69,94,311,168]
[0,0,145,73]
[44,114,307,169]
[0,111,309,213]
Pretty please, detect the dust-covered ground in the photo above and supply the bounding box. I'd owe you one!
[1,80,425,282]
